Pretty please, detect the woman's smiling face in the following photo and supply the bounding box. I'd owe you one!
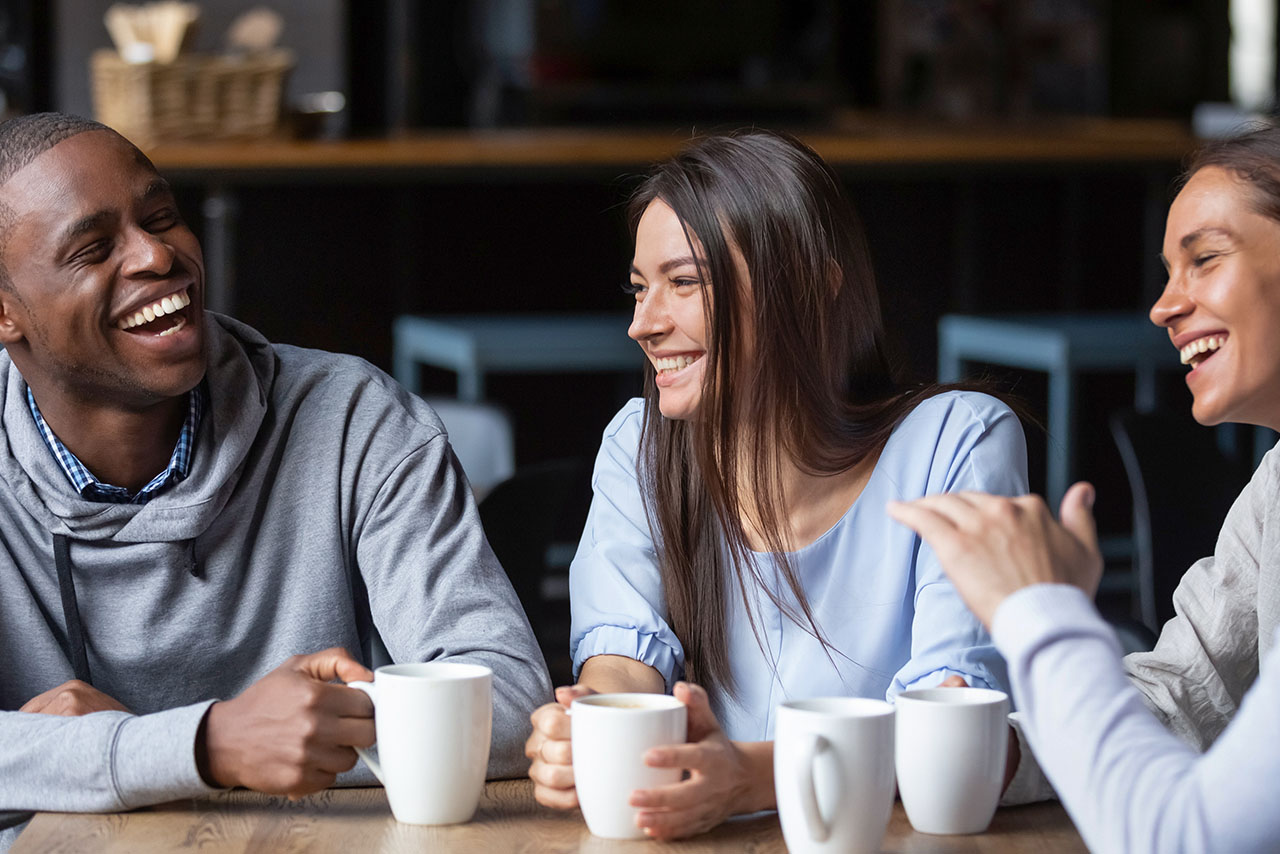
[627,200,712,421]
[1153,165,1280,430]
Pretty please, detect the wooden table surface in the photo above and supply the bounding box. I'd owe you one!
[12,779,1085,853]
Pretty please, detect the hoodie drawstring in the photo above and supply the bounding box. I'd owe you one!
[185,538,200,577]
[52,533,91,685]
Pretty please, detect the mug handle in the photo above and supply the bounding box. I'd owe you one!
[346,681,384,785]
[796,733,838,842]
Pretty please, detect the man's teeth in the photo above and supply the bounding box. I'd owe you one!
[118,289,191,330]
[1179,336,1226,365]
[655,355,698,373]
[158,317,187,337]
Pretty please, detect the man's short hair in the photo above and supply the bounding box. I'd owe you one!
[0,112,109,186]
[0,112,112,291]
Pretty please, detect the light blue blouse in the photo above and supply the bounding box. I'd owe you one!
[569,391,1028,742]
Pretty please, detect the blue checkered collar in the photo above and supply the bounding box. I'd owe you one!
[26,383,206,505]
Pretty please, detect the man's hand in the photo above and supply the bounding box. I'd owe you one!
[526,684,594,809]
[20,680,130,716]
[887,482,1103,629]
[199,648,375,797]
[630,682,770,840]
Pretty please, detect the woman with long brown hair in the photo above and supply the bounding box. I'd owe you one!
[526,130,1027,838]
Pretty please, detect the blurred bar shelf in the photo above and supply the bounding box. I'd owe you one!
[149,118,1196,177]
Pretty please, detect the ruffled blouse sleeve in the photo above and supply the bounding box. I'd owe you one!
[569,399,683,688]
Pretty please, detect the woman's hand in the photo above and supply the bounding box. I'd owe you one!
[887,482,1102,629]
[629,682,773,840]
[526,684,593,809]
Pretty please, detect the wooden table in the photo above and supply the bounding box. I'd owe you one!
[12,779,1085,853]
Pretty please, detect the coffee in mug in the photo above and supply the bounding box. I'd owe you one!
[585,699,650,709]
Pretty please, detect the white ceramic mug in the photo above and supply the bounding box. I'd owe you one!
[894,686,1009,835]
[570,693,687,839]
[347,662,492,825]
[774,698,896,854]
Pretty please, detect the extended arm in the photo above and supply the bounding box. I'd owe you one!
[996,585,1280,854]
[0,702,215,814]
[1005,454,1270,804]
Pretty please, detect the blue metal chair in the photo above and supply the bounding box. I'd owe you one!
[1110,408,1252,633]
[938,312,1171,511]
[393,314,640,401]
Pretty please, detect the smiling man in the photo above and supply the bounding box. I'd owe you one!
[0,113,550,849]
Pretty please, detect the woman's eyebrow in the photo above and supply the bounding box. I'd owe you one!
[629,256,705,277]
[657,255,700,275]
[1180,226,1235,249]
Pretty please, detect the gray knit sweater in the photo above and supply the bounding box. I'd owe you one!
[0,314,550,847]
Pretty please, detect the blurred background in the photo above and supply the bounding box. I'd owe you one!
[0,0,1272,676]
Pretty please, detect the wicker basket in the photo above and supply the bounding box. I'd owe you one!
[91,48,294,147]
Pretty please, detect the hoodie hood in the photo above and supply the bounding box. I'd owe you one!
[0,312,276,542]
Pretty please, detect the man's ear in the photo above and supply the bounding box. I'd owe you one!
[0,285,28,346]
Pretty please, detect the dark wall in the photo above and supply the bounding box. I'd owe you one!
[172,158,1171,504]
[216,166,1162,377]
[0,0,50,114]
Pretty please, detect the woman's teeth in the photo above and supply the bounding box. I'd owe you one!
[118,289,191,330]
[1179,335,1225,365]
[655,355,698,374]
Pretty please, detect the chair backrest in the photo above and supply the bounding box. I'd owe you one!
[425,397,515,497]
[1110,408,1251,633]
[479,458,593,686]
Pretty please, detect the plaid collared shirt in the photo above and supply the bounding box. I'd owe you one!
[27,384,206,505]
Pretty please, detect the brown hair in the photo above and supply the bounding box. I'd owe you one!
[628,130,963,700]
[1183,123,1280,222]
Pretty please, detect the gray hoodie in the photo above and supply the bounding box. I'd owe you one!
[0,314,550,846]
